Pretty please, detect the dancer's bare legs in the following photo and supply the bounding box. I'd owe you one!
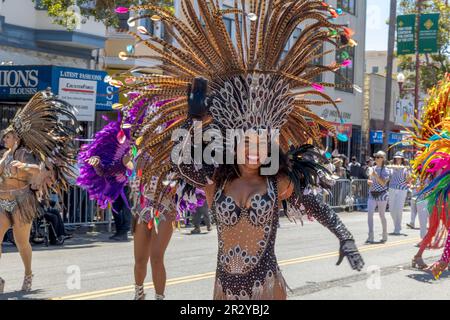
[149,220,173,299]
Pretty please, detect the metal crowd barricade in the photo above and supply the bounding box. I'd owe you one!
[323,179,352,210]
[350,179,369,211]
[62,185,112,227]
[322,179,369,211]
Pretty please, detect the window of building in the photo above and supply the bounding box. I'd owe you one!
[335,46,355,93]
[311,45,324,83]
[117,11,130,31]
[140,10,155,36]
[223,17,233,35]
[350,126,362,162]
[337,0,356,15]
[372,66,379,74]
[35,0,47,10]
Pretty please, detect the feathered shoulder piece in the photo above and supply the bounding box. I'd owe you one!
[5,90,79,194]
[76,95,151,209]
[286,144,335,195]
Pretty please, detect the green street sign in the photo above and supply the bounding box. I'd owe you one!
[418,13,440,54]
[397,14,416,55]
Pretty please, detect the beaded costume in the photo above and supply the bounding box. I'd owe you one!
[0,91,79,225]
[112,0,365,300]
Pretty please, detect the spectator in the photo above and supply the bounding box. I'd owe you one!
[110,186,132,241]
[191,202,212,234]
[334,157,350,179]
[349,156,364,179]
[332,158,343,176]
[341,155,350,170]
[44,194,68,245]
[388,152,411,235]
[407,177,429,239]
[366,151,391,243]
[362,157,374,179]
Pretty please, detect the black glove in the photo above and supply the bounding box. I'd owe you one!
[187,77,209,119]
[336,239,364,271]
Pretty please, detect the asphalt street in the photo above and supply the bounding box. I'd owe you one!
[1,209,449,300]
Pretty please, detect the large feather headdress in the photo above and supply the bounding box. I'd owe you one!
[111,0,358,185]
[4,90,80,193]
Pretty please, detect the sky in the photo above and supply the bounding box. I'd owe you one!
[366,0,391,51]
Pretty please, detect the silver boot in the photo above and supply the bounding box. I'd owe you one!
[21,274,33,292]
[134,284,146,300]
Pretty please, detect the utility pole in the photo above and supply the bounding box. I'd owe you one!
[414,0,423,120]
[382,0,397,151]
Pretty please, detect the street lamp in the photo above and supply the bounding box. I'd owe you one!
[397,72,406,94]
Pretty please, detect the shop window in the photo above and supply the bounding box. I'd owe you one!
[335,46,355,93]
[337,0,356,15]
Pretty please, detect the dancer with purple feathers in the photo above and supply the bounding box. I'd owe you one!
[77,94,205,300]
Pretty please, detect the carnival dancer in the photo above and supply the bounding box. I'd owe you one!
[410,75,450,272]
[113,0,365,300]
[0,90,79,293]
[77,95,203,300]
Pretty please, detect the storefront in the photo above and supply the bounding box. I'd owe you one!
[0,65,119,137]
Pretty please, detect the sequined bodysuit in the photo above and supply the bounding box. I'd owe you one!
[212,177,287,300]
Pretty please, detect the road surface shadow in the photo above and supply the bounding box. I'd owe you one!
[407,270,450,284]
[0,289,44,300]
[182,232,213,236]
[1,233,123,253]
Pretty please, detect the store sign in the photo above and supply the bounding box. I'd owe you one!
[0,66,51,97]
[58,76,97,122]
[388,132,403,145]
[395,98,414,127]
[0,65,118,121]
[313,122,353,139]
[397,14,416,55]
[370,130,383,144]
[397,13,440,55]
[419,13,440,54]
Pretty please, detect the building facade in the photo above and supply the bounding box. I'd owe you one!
[364,73,415,159]
[0,0,118,136]
[365,50,400,76]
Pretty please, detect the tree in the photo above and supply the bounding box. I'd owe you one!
[33,0,174,30]
[397,0,450,91]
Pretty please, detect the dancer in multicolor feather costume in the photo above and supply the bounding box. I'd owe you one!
[410,75,450,278]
